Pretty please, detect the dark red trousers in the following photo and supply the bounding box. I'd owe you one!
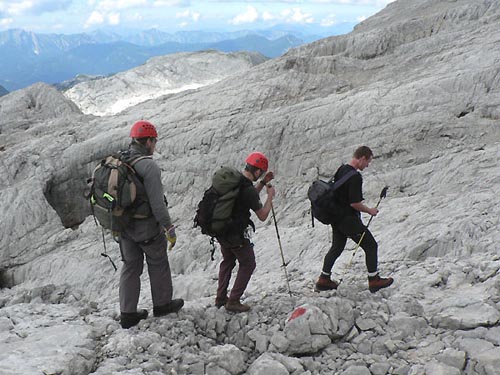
[217,240,256,302]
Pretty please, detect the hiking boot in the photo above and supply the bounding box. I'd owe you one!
[153,299,184,317]
[315,275,338,292]
[225,300,250,313]
[215,296,228,308]
[120,309,148,329]
[368,274,394,293]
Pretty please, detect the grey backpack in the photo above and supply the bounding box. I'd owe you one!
[88,153,151,233]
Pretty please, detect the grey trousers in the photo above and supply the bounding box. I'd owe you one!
[119,233,173,313]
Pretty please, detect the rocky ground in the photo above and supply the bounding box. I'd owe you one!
[1,0,499,374]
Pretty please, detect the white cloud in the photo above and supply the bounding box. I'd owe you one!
[320,13,336,27]
[129,12,143,21]
[5,1,32,16]
[210,0,394,3]
[84,0,192,29]
[311,0,395,4]
[281,7,314,24]
[93,0,148,12]
[0,18,14,27]
[262,11,275,21]
[1,0,393,33]
[0,0,72,16]
[176,9,200,22]
[176,9,189,18]
[231,6,314,26]
[85,10,105,28]
[153,0,190,6]
[86,0,153,28]
[108,12,120,25]
[206,0,300,2]
[229,5,258,25]
[357,15,367,22]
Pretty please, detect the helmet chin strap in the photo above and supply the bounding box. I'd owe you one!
[131,138,154,155]
[253,168,265,181]
[244,168,260,182]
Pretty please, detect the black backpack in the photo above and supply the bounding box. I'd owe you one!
[307,169,358,226]
[194,167,245,259]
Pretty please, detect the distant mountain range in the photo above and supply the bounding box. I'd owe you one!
[0,85,8,97]
[0,28,320,92]
[89,27,322,45]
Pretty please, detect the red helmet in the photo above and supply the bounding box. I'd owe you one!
[130,120,158,138]
[245,152,268,172]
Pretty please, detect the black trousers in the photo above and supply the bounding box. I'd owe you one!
[321,215,378,275]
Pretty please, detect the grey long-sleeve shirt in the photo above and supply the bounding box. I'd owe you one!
[121,142,172,242]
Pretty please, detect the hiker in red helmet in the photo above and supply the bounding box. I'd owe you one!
[316,146,394,293]
[119,120,183,329]
[215,151,276,313]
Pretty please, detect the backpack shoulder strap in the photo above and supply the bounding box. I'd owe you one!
[239,175,253,188]
[128,155,152,167]
[121,155,152,185]
[332,169,358,190]
[118,149,152,166]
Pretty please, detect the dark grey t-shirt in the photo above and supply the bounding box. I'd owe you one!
[217,176,263,248]
[334,164,362,217]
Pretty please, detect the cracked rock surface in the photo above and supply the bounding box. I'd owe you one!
[1,0,500,374]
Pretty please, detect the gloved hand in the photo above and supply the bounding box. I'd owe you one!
[165,225,177,250]
[261,171,274,185]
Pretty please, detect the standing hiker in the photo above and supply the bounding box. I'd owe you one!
[315,146,394,293]
[119,120,184,329]
[215,152,276,313]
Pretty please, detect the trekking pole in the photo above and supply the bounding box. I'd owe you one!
[100,227,118,272]
[271,203,293,298]
[338,186,388,286]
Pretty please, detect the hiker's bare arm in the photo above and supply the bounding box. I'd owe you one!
[255,202,271,221]
[351,202,378,216]
[255,181,265,193]
[254,185,275,221]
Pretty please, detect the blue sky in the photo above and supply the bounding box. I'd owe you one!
[0,0,395,35]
